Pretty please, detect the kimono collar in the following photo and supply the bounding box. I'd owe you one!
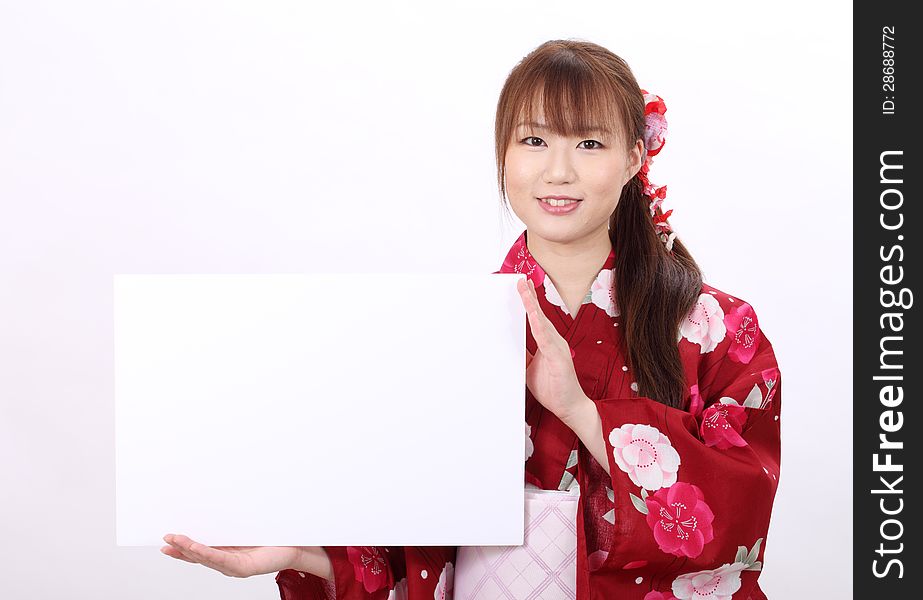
[498,229,616,289]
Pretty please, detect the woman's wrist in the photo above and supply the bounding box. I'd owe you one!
[564,394,611,477]
[289,546,335,581]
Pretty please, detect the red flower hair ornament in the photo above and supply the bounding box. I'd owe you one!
[638,89,676,254]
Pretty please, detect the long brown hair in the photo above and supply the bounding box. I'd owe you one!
[495,39,703,409]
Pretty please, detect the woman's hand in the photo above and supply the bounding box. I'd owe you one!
[160,533,301,578]
[516,277,591,427]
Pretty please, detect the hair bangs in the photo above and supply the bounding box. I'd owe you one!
[513,73,627,147]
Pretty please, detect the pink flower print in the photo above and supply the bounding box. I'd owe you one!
[590,268,620,317]
[680,294,726,353]
[644,482,715,558]
[644,592,678,600]
[525,422,535,461]
[347,546,394,594]
[700,401,748,449]
[608,424,681,491]
[671,562,747,600]
[687,384,704,418]
[433,561,454,600]
[723,302,761,364]
[761,367,780,408]
[762,367,779,387]
[500,234,545,288]
[588,549,609,571]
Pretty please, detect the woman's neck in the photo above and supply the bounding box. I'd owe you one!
[526,227,612,302]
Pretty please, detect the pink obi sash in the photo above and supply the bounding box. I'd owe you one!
[453,483,580,599]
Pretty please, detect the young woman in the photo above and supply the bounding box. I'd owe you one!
[162,40,782,600]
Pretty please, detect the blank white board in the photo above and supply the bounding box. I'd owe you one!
[114,273,527,547]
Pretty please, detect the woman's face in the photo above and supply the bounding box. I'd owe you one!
[504,112,643,246]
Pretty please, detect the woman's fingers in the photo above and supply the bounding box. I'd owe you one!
[164,534,238,575]
[163,534,207,564]
[521,278,556,351]
[161,545,197,563]
[163,534,200,563]
[518,279,542,325]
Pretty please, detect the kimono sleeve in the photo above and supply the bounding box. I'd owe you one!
[590,299,781,595]
[276,545,457,600]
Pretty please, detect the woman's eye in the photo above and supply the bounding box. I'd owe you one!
[579,139,604,150]
[522,136,545,147]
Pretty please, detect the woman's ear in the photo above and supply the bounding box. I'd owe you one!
[627,139,645,181]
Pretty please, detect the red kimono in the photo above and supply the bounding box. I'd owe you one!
[277,229,782,600]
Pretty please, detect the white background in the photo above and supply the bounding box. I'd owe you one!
[0,1,851,598]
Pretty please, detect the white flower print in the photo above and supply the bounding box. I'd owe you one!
[543,270,619,317]
[525,422,534,461]
[542,274,569,314]
[608,423,681,491]
[590,268,619,317]
[433,561,454,600]
[671,562,747,600]
[680,293,726,353]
